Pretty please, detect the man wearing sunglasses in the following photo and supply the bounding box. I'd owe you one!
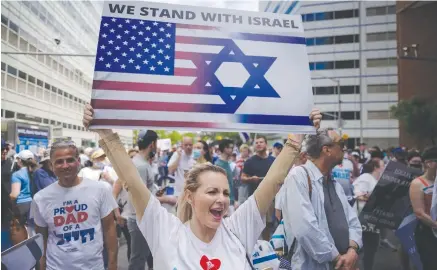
[282,128,362,270]
[31,141,118,270]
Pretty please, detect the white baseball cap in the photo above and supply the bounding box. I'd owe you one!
[17,150,34,160]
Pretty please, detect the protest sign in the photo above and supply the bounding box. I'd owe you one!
[90,1,314,133]
[359,161,422,231]
[157,138,171,151]
[395,214,423,270]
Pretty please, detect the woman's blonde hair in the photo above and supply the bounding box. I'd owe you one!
[176,163,227,223]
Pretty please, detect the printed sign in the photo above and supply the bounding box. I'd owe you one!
[157,138,172,151]
[359,161,422,231]
[90,1,314,133]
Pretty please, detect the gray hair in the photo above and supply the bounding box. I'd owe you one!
[49,140,80,159]
[304,128,335,159]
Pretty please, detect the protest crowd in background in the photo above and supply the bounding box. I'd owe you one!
[2,119,437,269]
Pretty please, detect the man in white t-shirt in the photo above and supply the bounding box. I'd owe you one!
[167,137,196,196]
[32,140,118,270]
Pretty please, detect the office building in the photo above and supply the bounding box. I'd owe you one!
[1,1,133,151]
[261,1,399,149]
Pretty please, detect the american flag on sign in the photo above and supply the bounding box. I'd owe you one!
[91,13,313,133]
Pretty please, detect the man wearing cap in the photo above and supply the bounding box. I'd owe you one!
[272,142,283,158]
[32,149,57,193]
[124,130,159,270]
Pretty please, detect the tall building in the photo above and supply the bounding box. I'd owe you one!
[261,1,399,149]
[1,1,133,152]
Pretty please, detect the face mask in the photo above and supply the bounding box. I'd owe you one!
[93,162,105,170]
[409,163,423,170]
[192,149,201,160]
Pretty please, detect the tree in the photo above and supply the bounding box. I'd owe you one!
[390,97,437,145]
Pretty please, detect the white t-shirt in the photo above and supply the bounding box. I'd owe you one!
[352,173,378,213]
[78,167,102,181]
[138,195,265,270]
[31,179,118,270]
[168,151,195,196]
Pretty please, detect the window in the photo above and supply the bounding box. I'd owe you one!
[1,62,6,71]
[335,34,359,44]
[367,31,396,42]
[313,86,336,95]
[335,60,359,69]
[334,9,355,19]
[44,83,51,90]
[1,25,7,41]
[303,9,357,22]
[1,15,8,25]
[63,123,67,128]
[368,110,393,120]
[58,89,63,95]
[367,84,398,93]
[18,71,27,80]
[5,110,15,118]
[19,38,28,51]
[341,111,360,120]
[367,57,397,67]
[50,120,56,125]
[7,66,17,76]
[17,113,42,123]
[367,5,396,16]
[43,118,49,124]
[37,79,44,87]
[8,30,18,47]
[68,124,72,129]
[9,21,19,33]
[340,85,360,94]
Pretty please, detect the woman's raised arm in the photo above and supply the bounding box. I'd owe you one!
[83,104,151,221]
[253,109,321,216]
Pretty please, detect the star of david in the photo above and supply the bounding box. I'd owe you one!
[188,40,279,114]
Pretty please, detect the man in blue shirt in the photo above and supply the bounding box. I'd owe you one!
[33,150,57,192]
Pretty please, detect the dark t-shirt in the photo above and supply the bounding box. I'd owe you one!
[242,155,275,196]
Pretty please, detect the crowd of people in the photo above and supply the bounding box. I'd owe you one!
[0,104,435,270]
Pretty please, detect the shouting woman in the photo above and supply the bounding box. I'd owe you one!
[83,104,321,270]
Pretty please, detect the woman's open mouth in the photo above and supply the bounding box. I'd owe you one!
[210,209,223,221]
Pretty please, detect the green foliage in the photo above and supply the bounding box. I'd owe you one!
[390,97,437,145]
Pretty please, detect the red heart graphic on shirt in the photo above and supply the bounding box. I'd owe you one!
[65,206,75,213]
[200,255,221,270]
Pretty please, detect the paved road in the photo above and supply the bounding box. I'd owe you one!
[117,230,407,270]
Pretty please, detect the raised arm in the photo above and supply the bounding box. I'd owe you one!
[253,109,321,215]
[83,104,151,221]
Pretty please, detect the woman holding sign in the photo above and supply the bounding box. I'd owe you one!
[409,146,437,270]
[83,104,321,270]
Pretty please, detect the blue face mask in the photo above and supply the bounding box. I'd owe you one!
[193,149,201,160]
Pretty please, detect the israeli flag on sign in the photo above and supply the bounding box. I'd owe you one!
[91,1,314,133]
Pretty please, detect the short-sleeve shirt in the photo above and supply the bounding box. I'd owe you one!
[242,155,275,196]
[167,151,195,196]
[215,159,235,204]
[331,159,354,198]
[124,155,156,219]
[11,167,32,204]
[31,178,118,270]
[138,195,265,270]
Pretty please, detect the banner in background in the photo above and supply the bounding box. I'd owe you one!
[90,1,314,133]
[359,161,422,231]
[157,138,172,151]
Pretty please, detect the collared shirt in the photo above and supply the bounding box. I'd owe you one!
[282,160,362,270]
